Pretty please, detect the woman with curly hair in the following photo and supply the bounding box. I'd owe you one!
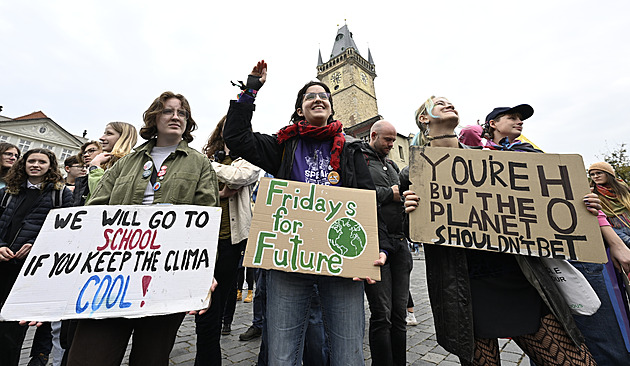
[67,91,219,366]
[0,142,20,189]
[0,148,73,366]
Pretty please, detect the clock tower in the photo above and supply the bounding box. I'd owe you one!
[317,24,379,128]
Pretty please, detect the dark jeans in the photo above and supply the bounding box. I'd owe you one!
[302,284,330,366]
[67,313,185,366]
[0,321,28,366]
[237,266,255,291]
[364,237,412,366]
[571,261,630,365]
[194,238,243,365]
[222,241,247,327]
[0,260,28,366]
[31,322,53,356]
[254,269,268,366]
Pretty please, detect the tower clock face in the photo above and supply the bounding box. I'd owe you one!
[330,71,342,84]
[360,72,368,85]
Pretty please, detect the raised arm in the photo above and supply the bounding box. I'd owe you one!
[223,61,284,175]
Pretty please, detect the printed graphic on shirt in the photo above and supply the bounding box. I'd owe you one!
[304,150,331,185]
[292,139,338,186]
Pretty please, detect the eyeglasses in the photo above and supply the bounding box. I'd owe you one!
[70,165,86,169]
[162,109,189,119]
[83,148,99,155]
[2,152,19,158]
[303,92,331,101]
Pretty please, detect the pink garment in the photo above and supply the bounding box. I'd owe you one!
[598,210,610,227]
[458,125,483,147]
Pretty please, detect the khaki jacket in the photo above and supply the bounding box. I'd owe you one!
[88,140,219,207]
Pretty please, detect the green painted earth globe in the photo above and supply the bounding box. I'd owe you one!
[327,217,367,258]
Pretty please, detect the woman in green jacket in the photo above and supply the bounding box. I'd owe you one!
[67,91,219,366]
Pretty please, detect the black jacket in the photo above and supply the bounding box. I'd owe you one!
[0,183,73,262]
[401,145,584,362]
[223,100,393,254]
[361,142,404,237]
[72,175,89,207]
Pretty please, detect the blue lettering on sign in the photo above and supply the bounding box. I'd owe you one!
[75,274,132,314]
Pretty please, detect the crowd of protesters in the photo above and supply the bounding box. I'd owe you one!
[1,60,629,366]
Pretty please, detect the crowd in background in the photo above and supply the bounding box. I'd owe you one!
[0,60,629,366]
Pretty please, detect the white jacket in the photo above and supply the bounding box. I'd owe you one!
[211,157,261,244]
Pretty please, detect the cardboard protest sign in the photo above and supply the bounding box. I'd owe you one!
[244,177,381,280]
[0,205,220,321]
[409,147,606,263]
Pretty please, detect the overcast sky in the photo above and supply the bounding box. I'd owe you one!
[1,0,628,167]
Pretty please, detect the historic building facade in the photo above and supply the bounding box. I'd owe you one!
[0,111,88,167]
[316,24,411,169]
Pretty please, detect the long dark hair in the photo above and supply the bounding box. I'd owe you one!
[4,149,65,194]
[202,116,226,159]
[141,91,197,143]
[0,142,20,180]
[289,81,335,124]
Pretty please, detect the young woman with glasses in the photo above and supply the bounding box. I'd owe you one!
[223,61,388,365]
[66,91,219,366]
[72,140,102,205]
[0,143,20,189]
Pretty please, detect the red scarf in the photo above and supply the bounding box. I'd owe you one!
[276,120,345,170]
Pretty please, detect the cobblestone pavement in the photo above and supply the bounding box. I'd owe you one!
[21,248,530,365]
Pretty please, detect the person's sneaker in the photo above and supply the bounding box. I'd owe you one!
[406,312,419,326]
[239,325,262,341]
[27,353,49,366]
[221,323,231,335]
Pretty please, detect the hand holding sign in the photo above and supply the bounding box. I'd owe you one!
[408,147,606,263]
[1,205,221,322]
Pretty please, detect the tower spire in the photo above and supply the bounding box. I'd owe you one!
[329,23,359,59]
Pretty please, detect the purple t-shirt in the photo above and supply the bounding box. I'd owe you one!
[290,137,340,186]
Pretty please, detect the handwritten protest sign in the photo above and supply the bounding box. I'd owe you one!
[0,205,220,321]
[244,177,381,280]
[409,147,606,263]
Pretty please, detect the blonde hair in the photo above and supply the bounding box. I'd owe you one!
[411,96,436,146]
[104,122,138,170]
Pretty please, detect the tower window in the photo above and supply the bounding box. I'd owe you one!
[335,34,343,41]
[399,146,404,161]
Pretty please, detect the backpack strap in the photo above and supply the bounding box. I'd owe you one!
[362,152,370,166]
[51,188,64,208]
[0,190,12,209]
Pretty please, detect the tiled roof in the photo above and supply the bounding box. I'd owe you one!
[15,111,49,120]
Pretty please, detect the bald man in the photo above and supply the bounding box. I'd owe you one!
[361,120,412,366]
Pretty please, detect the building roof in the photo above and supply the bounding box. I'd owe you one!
[330,24,360,59]
[15,111,49,120]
